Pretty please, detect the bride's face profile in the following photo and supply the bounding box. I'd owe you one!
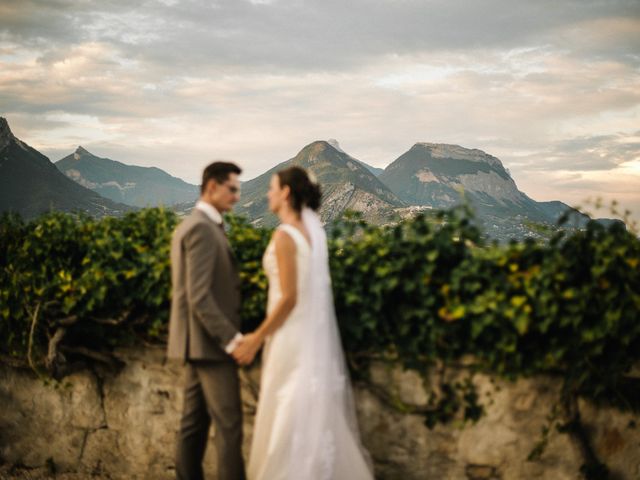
[267,174,290,214]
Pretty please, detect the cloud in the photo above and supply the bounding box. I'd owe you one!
[504,132,640,222]
[508,133,640,172]
[1,0,639,221]
[2,0,639,72]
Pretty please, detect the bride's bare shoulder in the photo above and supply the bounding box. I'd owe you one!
[273,228,297,253]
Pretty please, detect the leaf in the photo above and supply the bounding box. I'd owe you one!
[450,305,466,320]
[510,296,527,308]
[514,315,530,335]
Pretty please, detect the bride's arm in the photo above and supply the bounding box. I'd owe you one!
[256,230,298,338]
[233,230,297,365]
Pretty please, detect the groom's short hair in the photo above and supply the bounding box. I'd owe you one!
[201,162,242,194]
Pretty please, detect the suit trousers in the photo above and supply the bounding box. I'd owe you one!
[176,361,246,480]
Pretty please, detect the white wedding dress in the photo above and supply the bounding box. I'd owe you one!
[248,209,374,480]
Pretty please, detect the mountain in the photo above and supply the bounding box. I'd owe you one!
[0,118,131,219]
[56,147,199,208]
[237,140,404,226]
[538,200,624,230]
[379,143,567,237]
[537,200,591,228]
[380,143,550,217]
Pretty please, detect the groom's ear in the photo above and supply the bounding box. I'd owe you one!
[203,179,218,195]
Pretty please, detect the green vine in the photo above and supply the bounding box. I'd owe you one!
[1,205,639,478]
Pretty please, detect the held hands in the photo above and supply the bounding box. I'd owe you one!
[232,332,263,366]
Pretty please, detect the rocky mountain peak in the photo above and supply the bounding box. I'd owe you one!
[0,117,16,151]
[305,140,333,153]
[295,140,344,166]
[411,142,503,169]
[327,138,346,153]
[73,146,91,160]
[236,140,403,227]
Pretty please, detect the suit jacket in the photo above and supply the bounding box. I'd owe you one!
[167,209,241,362]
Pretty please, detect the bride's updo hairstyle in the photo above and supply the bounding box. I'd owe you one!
[276,166,322,212]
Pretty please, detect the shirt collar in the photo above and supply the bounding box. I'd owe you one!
[195,200,223,225]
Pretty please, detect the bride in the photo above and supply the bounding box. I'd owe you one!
[232,166,374,480]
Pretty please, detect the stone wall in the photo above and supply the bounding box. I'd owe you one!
[1,347,639,479]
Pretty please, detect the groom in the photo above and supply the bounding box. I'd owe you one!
[167,161,246,480]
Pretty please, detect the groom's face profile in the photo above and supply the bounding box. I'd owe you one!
[204,173,241,213]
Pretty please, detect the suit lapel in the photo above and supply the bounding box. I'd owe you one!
[192,209,238,267]
[219,222,239,267]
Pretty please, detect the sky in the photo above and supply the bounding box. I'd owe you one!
[1,0,639,223]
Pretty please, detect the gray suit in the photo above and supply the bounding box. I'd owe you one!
[168,208,246,480]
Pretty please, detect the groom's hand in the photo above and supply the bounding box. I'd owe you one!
[232,333,261,365]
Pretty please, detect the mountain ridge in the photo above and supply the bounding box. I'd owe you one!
[0,117,132,219]
[380,142,553,221]
[56,147,199,208]
[236,140,403,226]
[1,118,623,238]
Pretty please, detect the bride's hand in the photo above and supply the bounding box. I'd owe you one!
[232,332,262,366]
